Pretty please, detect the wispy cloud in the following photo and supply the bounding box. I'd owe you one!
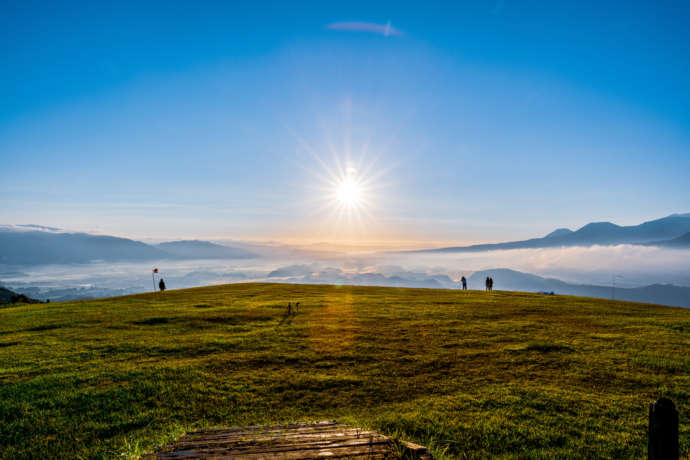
[325,21,403,37]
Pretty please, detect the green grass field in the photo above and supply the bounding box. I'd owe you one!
[1,283,689,459]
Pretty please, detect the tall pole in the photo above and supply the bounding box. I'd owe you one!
[152,271,156,293]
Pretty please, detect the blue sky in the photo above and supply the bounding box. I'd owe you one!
[1,0,689,245]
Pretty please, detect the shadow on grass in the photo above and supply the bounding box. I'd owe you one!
[525,341,573,353]
[93,341,239,358]
[276,312,296,328]
[25,324,65,332]
[202,315,274,325]
[132,317,171,326]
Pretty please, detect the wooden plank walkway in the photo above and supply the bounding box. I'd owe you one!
[145,420,433,459]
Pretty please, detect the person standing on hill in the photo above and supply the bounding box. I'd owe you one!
[485,277,490,291]
[488,277,494,291]
[461,276,467,290]
[158,278,166,292]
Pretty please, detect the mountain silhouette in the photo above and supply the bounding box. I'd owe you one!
[468,268,690,308]
[647,232,690,248]
[0,229,167,265]
[419,213,690,253]
[156,240,256,259]
[544,228,573,238]
[0,229,256,265]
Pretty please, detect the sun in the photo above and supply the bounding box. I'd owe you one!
[294,141,389,240]
[333,167,366,209]
[336,178,362,206]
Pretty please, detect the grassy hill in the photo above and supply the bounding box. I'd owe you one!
[1,283,689,459]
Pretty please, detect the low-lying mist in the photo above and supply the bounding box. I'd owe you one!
[2,244,689,303]
[389,245,690,287]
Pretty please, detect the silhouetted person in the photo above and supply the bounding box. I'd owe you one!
[485,277,490,291]
[461,276,467,290]
[158,278,166,292]
[287,302,291,314]
[488,277,494,291]
[295,302,300,312]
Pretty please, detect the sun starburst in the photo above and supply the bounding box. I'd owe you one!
[334,167,363,208]
[295,144,386,241]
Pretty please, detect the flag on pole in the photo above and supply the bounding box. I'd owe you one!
[152,268,158,292]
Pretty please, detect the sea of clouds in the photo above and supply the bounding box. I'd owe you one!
[1,244,689,301]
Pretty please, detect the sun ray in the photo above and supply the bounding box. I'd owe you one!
[284,101,405,244]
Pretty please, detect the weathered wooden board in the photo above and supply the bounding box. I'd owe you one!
[145,420,433,459]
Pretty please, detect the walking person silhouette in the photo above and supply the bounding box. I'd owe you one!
[158,278,166,292]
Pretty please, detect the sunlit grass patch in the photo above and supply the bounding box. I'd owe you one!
[632,354,690,373]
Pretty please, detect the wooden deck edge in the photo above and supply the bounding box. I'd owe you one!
[398,440,434,460]
[143,421,434,459]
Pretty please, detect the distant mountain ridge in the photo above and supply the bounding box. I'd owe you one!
[418,213,690,253]
[0,229,257,265]
[544,228,573,238]
[468,268,690,308]
[647,232,690,248]
[156,240,256,259]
